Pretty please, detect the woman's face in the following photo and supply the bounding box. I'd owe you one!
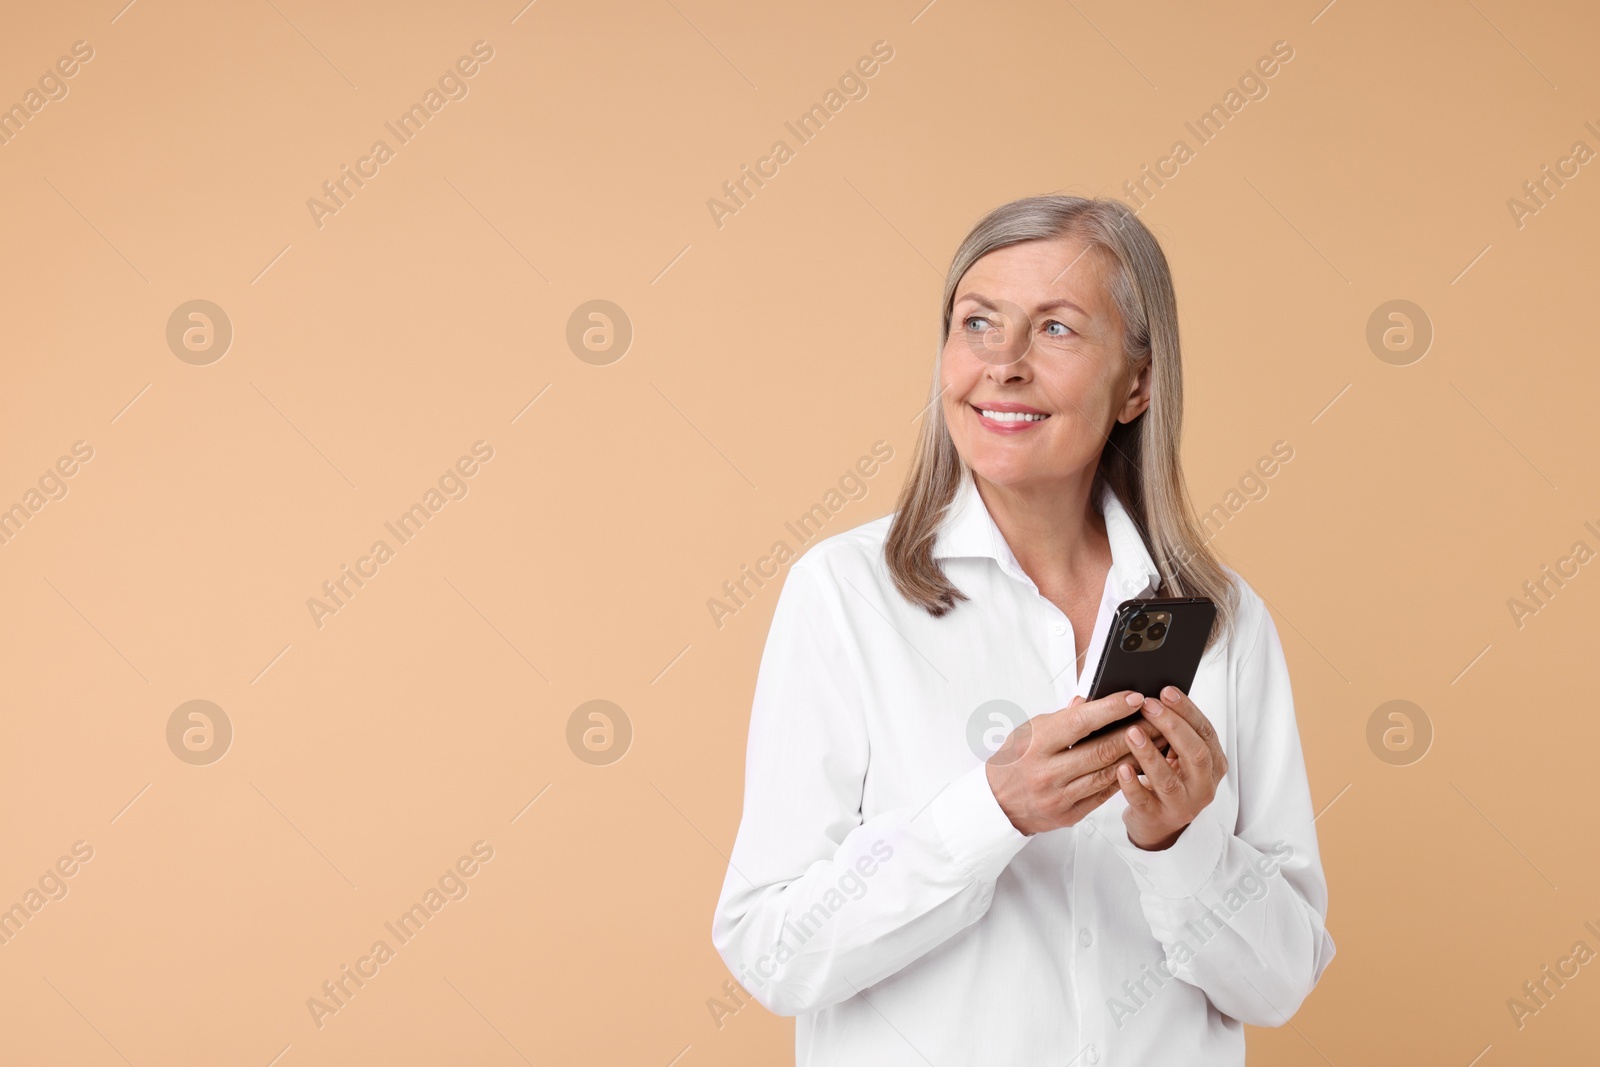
[940,235,1151,492]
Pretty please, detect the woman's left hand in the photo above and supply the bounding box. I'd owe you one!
[1117,686,1228,851]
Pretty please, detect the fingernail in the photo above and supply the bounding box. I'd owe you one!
[1126,725,1146,747]
[1147,700,1165,716]
[1118,763,1134,780]
[1125,692,1144,707]
[1163,686,1181,703]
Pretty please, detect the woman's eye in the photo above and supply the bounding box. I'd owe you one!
[1043,320,1073,337]
[964,315,992,331]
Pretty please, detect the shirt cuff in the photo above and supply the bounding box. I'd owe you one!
[926,763,1030,880]
[1109,812,1227,898]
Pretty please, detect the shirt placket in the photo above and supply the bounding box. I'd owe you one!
[1042,595,1079,704]
[993,548,1081,703]
[1006,560,1096,1060]
[1071,818,1103,1064]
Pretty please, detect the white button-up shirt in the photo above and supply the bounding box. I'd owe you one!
[712,468,1336,1065]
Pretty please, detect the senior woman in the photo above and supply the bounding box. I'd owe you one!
[711,195,1335,1065]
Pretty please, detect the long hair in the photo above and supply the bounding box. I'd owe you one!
[883,194,1237,644]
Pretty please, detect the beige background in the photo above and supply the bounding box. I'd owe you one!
[1,0,1596,1063]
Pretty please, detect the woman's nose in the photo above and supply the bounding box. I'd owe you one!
[983,347,1033,383]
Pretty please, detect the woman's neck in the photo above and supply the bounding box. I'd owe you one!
[972,469,1110,595]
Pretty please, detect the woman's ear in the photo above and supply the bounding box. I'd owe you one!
[1117,358,1153,424]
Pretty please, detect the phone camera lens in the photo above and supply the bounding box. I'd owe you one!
[1128,614,1149,631]
[1145,622,1167,640]
[1122,633,1143,651]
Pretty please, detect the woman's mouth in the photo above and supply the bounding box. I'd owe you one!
[972,404,1050,432]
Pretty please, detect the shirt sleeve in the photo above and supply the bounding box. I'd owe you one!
[1105,590,1337,1026]
[710,557,1031,1016]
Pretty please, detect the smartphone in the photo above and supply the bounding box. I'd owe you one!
[1081,596,1216,744]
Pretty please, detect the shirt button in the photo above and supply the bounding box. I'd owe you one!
[1079,928,1093,948]
[1086,1046,1100,1064]
[1051,622,1067,636]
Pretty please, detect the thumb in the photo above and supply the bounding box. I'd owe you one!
[1069,695,1086,707]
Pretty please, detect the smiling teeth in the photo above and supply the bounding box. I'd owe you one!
[980,410,1047,422]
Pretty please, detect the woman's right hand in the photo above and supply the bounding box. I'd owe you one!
[984,692,1154,836]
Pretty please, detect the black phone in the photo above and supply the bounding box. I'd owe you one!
[1082,596,1216,741]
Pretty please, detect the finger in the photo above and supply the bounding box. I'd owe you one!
[1117,725,1171,756]
[1055,754,1135,805]
[1052,727,1134,784]
[1141,698,1210,777]
[1050,717,1170,782]
[1041,691,1146,752]
[1158,687,1226,768]
[1116,760,1159,813]
[1125,723,1183,798]
[1067,781,1121,824]
[1079,718,1168,754]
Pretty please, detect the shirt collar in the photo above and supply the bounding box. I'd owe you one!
[931,467,1161,600]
